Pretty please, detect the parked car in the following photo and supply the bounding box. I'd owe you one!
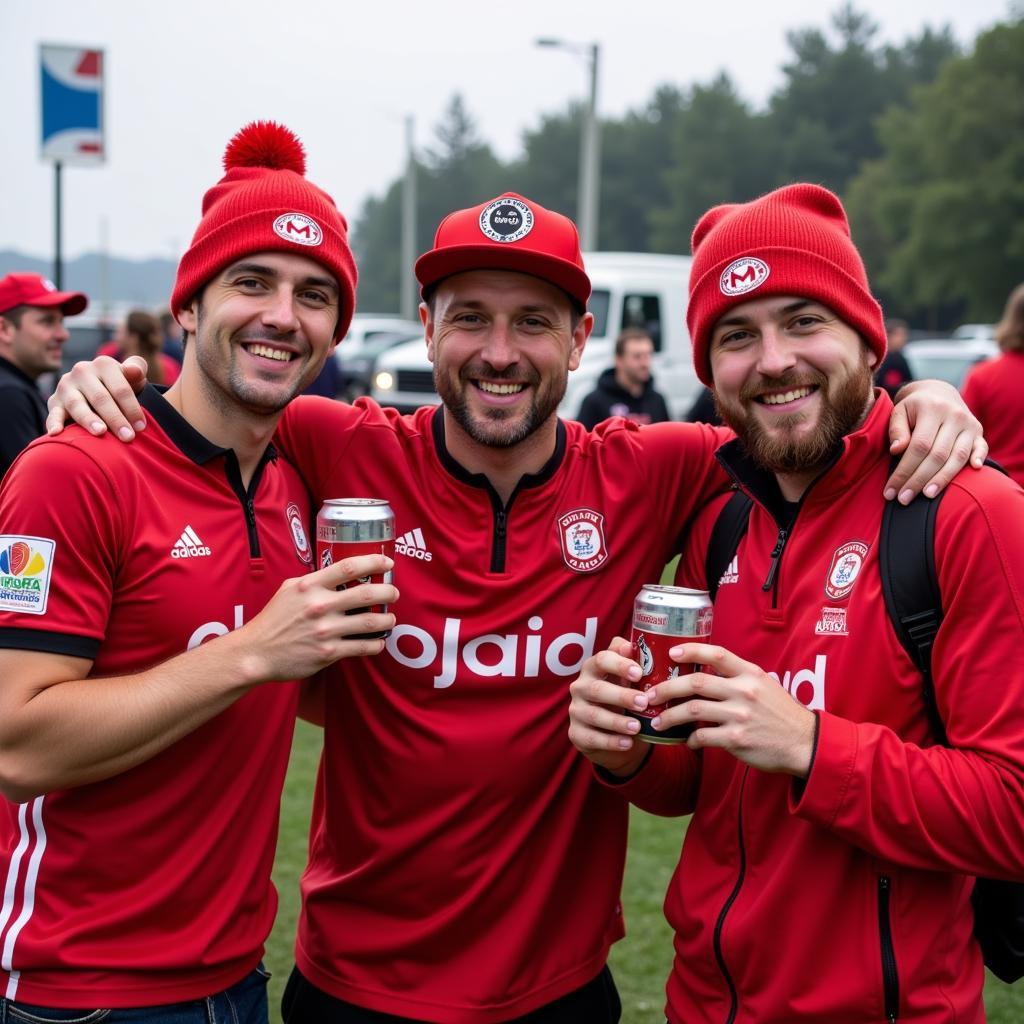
[902,337,998,388]
[950,323,995,341]
[371,252,702,418]
[335,315,422,400]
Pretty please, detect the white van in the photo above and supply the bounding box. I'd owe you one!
[370,252,701,420]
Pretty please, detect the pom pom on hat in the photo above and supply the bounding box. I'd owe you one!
[223,121,306,175]
[171,121,357,340]
[686,183,886,386]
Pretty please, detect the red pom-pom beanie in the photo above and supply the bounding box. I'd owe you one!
[686,183,885,386]
[171,121,357,339]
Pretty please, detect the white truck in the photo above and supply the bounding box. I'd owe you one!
[370,252,702,421]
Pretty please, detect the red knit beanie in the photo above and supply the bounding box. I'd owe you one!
[171,121,357,340]
[686,183,885,386]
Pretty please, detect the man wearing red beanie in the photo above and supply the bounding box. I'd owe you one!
[0,122,395,1023]
[569,183,1024,1023]
[48,186,987,1023]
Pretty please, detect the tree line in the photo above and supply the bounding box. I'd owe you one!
[352,5,1024,330]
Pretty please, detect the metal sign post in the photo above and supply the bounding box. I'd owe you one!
[40,45,105,289]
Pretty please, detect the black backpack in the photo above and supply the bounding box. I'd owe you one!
[703,483,1024,984]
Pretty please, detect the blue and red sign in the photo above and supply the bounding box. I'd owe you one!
[40,45,105,164]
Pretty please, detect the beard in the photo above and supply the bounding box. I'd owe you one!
[434,361,567,449]
[714,352,874,475]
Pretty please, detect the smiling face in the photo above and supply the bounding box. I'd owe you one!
[423,269,590,450]
[177,251,339,417]
[709,295,876,478]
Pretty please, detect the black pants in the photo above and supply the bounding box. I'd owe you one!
[281,964,621,1023]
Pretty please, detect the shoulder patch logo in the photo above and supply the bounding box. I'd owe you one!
[0,536,56,615]
[719,257,770,296]
[479,197,534,243]
[558,508,608,573]
[286,503,312,565]
[273,212,323,247]
[824,540,870,601]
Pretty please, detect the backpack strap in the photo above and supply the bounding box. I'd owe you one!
[705,489,753,601]
[879,491,947,743]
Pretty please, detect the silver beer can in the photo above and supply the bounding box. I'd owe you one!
[316,498,395,639]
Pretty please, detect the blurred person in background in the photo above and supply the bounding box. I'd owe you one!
[577,326,671,428]
[158,308,186,364]
[113,309,182,386]
[0,272,87,477]
[874,316,914,399]
[962,282,1024,486]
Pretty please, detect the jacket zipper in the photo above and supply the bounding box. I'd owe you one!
[492,507,508,572]
[761,527,790,606]
[878,874,900,1022]
[713,769,748,1024]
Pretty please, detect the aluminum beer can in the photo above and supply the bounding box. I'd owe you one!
[316,498,395,639]
[628,585,713,744]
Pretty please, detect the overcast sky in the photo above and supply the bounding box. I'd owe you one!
[2,0,1013,261]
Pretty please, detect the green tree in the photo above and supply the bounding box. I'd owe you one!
[352,95,505,312]
[648,75,775,252]
[847,18,1024,325]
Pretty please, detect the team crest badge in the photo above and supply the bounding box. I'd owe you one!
[719,257,770,296]
[824,540,869,601]
[557,508,608,573]
[286,503,313,565]
[479,197,534,243]
[273,212,323,247]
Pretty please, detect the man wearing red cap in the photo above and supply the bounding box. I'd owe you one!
[0,273,86,477]
[0,123,396,1023]
[49,189,986,1023]
[568,184,1024,1023]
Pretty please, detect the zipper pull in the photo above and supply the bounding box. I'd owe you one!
[496,509,507,541]
[762,528,788,592]
[246,499,256,526]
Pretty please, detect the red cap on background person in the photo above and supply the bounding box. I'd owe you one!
[686,183,886,386]
[415,192,591,310]
[0,274,87,317]
[170,121,358,340]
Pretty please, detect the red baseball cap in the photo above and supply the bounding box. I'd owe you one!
[415,193,591,310]
[0,273,88,318]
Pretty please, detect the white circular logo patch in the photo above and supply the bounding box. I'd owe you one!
[719,257,770,296]
[273,213,323,247]
[479,198,534,243]
[286,502,313,565]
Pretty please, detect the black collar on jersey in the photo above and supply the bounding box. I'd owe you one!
[139,384,278,469]
[429,404,566,493]
[0,354,43,389]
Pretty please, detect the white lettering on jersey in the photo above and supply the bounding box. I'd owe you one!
[386,615,599,689]
[768,654,826,711]
[187,605,245,650]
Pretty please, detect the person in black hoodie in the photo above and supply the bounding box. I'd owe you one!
[577,326,671,428]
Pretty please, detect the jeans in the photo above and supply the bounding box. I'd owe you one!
[0,965,270,1024]
[281,963,621,1023]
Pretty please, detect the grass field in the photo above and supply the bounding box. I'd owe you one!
[265,722,1024,1022]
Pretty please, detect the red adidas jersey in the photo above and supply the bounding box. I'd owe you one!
[0,387,312,1007]
[275,398,730,1022]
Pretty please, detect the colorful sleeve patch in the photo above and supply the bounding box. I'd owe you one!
[0,536,56,615]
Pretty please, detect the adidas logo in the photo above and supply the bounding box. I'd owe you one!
[171,525,212,559]
[395,528,432,562]
[718,555,739,586]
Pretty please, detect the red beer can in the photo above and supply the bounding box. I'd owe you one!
[316,498,395,639]
[628,584,713,744]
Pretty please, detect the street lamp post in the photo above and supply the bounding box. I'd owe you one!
[401,114,418,320]
[536,38,601,251]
